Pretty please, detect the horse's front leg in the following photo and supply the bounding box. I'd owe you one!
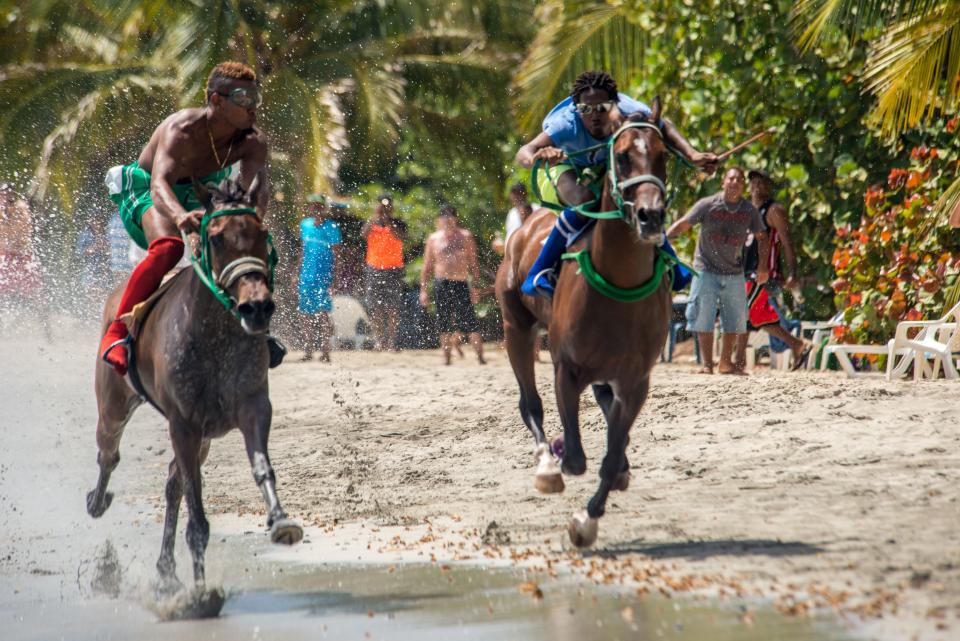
[155,440,210,596]
[569,377,648,548]
[238,396,303,545]
[555,363,588,476]
[168,418,209,586]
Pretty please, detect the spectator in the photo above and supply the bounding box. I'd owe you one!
[494,183,537,255]
[107,212,134,284]
[361,194,406,351]
[735,169,810,370]
[667,167,769,375]
[420,204,485,365]
[74,211,110,308]
[294,194,341,362]
[0,183,41,302]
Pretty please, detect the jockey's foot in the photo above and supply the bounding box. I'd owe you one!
[99,322,130,376]
[267,335,287,368]
[520,268,557,299]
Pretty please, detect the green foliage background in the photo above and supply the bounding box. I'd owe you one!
[2,0,957,321]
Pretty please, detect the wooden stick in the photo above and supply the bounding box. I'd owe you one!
[717,127,778,161]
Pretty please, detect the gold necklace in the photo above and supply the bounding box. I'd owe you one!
[207,117,234,169]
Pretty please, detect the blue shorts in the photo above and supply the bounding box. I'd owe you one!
[299,279,334,314]
[685,271,747,334]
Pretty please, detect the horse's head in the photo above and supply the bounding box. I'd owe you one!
[609,96,668,243]
[193,173,275,334]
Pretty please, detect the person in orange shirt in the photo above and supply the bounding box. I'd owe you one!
[362,194,406,351]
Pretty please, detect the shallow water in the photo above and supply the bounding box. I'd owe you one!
[2,539,854,641]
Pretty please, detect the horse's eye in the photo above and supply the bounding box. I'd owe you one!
[615,152,631,176]
[209,233,224,248]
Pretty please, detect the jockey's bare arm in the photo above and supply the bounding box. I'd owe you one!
[660,119,718,172]
[516,132,564,168]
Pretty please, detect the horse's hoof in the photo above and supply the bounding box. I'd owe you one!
[612,470,631,492]
[534,473,565,494]
[270,518,303,545]
[156,586,225,621]
[561,453,587,476]
[86,490,113,518]
[567,510,598,548]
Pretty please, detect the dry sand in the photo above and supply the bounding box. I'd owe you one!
[2,326,959,640]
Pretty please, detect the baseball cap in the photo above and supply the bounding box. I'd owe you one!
[747,169,773,182]
[377,193,393,206]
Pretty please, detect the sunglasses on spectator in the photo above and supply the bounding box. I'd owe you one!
[575,101,616,115]
[215,87,262,109]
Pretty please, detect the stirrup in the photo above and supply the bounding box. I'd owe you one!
[521,268,557,299]
[267,335,287,368]
[100,336,131,367]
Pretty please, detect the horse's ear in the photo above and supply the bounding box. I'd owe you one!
[650,95,662,124]
[244,172,263,206]
[192,176,214,211]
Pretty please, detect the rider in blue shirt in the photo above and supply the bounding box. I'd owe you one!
[515,70,719,297]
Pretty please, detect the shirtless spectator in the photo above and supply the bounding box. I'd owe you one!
[0,184,41,307]
[419,204,485,365]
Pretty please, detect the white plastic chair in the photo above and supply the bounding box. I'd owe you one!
[888,300,960,380]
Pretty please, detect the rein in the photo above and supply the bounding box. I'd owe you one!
[182,206,278,320]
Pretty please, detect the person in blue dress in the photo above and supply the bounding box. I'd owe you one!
[515,70,719,297]
[295,193,341,362]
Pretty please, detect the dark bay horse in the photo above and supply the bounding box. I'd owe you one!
[496,103,672,548]
[87,176,302,600]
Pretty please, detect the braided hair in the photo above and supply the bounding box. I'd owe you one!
[571,71,618,102]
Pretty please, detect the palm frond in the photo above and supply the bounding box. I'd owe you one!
[512,1,647,135]
[791,0,948,50]
[861,7,960,135]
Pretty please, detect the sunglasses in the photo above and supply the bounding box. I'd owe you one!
[215,87,263,109]
[575,101,616,115]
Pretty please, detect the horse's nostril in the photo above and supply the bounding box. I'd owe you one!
[237,302,255,317]
[263,300,276,317]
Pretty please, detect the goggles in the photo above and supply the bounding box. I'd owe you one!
[215,87,263,109]
[575,101,616,115]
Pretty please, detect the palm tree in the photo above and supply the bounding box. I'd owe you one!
[0,0,526,222]
[791,0,960,240]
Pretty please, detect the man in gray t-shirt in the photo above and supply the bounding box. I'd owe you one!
[667,167,770,374]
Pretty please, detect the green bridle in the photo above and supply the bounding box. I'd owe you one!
[182,207,279,319]
[529,121,698,302]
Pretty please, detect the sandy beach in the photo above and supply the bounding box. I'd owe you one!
[2,326,958,640]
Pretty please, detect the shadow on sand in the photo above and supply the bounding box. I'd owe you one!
[586,538,824,560]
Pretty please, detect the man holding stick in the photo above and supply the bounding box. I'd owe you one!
[668,167,769,374]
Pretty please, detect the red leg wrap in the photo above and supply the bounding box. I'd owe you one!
[99,235,184,375]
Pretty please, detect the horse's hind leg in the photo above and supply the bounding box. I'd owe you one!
[87,365,140,518]
[504,322,562,493]
[239,396,303,545]
[569,377,648,548]
[591,384,630,491]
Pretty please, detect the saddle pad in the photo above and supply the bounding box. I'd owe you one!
[119,268,185,339]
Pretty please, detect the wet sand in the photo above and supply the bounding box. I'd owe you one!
[1,325,958,639]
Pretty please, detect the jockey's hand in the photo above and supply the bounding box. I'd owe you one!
[533,147,567,165]
[175,209,204,233]
[691,151,720,174]
[756,268,770,285]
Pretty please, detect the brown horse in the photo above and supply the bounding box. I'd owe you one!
[86,176,302,602]
[496,104,672,548]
